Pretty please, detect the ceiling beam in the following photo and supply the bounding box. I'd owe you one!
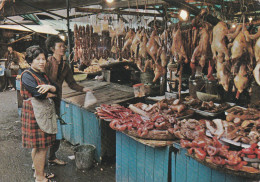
[102,0,166,9]
[75,7,168,18]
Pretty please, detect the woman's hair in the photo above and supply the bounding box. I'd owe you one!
[25,45,45,64]
[45,35,64,54]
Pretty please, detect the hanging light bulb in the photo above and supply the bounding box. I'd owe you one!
[179,9,189,21]
[248,17,253,23]
[232,24,236,28]
[106,0,114,3]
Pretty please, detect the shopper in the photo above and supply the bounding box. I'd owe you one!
[45,35,91,165]
[4,46,19,90]
[21,45,57,182]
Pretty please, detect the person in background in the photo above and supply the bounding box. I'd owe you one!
[4,46,19,90]
[45,35,91,165]
[21,46,57,182]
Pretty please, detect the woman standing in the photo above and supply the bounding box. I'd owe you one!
[21,46,57,182]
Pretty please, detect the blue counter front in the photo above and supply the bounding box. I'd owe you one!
[60,100,103,162]
[171,143,257,182]
[116,131,170,182]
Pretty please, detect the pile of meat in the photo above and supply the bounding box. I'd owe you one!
[181,137,259,172]
[185,98,230,113]
[96,104,175,137]
[171,119,206,140]
[224,107,260,144]
[130,99,190,119]
[96,99,193,138]
[205,107,260,144]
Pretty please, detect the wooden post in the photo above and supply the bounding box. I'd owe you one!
[66,0,73,72]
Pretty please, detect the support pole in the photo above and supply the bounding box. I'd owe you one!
[66,0,73,72]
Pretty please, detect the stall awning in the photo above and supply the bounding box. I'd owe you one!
[0,24,58,34]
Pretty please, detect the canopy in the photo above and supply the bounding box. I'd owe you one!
[0,24,59,34]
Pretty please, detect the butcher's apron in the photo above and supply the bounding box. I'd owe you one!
[29,97,58,134]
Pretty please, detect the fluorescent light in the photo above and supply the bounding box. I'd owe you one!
[106,0,114,3]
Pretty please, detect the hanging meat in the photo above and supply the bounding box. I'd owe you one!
[211,22,229,63]
[153,62,166,83]
[229,28,254,66]
[233,62,249,99]
[191,23,210,71]
[216,61,231,92]
[139,29,148,60]
[146,28,160,63]
[245,26,260,63]
[244,27,260,86]
[254,62,260,86]
[130,29,142,58]
[73,24,79,62]
[122,28,135,52]
[171,26,188,64]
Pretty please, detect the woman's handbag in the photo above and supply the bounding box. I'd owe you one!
[29,97,58,134]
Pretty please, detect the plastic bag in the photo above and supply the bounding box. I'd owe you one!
[84,91,97,108]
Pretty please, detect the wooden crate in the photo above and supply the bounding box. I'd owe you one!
[116,131,170,182]
[171,143,255,182]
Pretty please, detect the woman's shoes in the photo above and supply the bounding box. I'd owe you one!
[34,172,55,179]
[48,158,67,166]
[35,178,56,182]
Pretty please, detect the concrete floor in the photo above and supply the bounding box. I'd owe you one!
[0,90,115,182]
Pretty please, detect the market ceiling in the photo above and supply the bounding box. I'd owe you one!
[0,0,260,25]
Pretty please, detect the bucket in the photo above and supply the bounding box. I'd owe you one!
[205,79,218,95]
[140,71,154,84]
[189,76,205,99]
[74,144,96,170]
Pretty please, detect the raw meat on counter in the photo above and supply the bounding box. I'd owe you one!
[181,137,259,173]
[96,99,193,138]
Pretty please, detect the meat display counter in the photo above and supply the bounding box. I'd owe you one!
[60,80,135,162]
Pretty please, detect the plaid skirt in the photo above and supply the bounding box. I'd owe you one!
[21,100,56,148]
